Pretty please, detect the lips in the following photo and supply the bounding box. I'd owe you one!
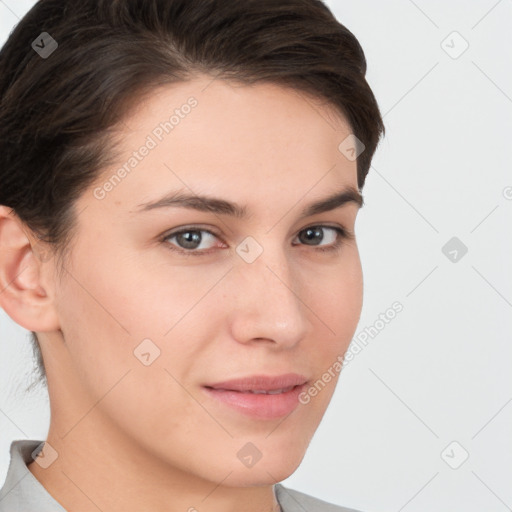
[202,373,308,419]
[204,373,308,392]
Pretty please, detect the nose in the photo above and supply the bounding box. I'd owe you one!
[227,245,311,349]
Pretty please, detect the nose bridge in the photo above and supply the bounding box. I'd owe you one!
[229,239,309,345]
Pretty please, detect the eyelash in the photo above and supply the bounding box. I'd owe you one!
[160,224,353,257]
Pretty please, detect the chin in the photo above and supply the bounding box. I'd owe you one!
[220,447,306,487]
[223,464,300,487]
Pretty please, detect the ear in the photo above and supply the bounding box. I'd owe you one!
[0,205,60,332]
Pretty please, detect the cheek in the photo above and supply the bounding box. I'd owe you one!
[54,246,224,400]
[54,261,206,444]
[310,253,363,344]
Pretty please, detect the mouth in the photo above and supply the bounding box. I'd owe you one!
[207,385,299,395]
[202,373,308,419]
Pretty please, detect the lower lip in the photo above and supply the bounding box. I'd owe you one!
[202,384,307,419]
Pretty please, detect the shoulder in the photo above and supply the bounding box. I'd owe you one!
[274,483,364,512]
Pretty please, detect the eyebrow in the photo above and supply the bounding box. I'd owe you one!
[135,186,364,219]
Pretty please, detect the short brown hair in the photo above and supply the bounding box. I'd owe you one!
[0,0,385,388]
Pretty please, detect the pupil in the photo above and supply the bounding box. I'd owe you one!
[179,231,201,249]
[302,227,323,245]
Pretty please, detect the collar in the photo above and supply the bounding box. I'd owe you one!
[0,439,67,511]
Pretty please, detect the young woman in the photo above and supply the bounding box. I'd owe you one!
[0,1,384,510]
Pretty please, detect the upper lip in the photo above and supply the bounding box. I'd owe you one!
[204,373,308,392]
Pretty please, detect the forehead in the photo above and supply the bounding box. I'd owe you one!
[85,76,358,217]
[117,75,353,159]
[127,76,351,132]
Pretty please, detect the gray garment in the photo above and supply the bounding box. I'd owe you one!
[0,440,362,512]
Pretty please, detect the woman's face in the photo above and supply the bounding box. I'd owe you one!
[42,75,364,485]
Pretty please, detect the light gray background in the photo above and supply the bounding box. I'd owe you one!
[1,1,511,511]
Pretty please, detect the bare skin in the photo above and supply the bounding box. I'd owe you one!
[0,75,363,512]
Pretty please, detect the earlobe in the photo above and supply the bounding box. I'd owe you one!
[0,205,60,332]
